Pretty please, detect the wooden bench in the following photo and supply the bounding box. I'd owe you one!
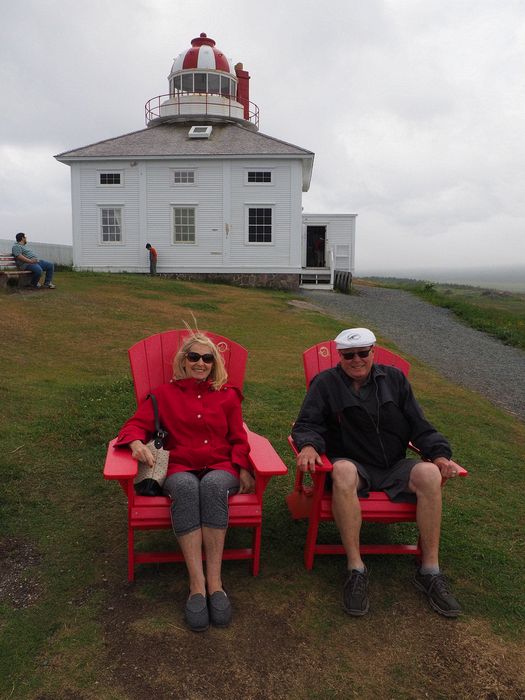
[0,254,32,289]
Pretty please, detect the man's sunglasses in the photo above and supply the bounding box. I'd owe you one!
[186,351,215,364]
[340,348,373,360]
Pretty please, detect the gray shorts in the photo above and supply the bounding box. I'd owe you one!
[163,469,240,536]
[329,457,419,504]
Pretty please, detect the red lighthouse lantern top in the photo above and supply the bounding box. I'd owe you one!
[145,33,259,129]
[171,32,234,75]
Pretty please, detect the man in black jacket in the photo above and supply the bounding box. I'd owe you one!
[292,327,462,618]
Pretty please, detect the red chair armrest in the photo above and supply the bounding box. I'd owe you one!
[246,429,288,477]
[104,437,138,480]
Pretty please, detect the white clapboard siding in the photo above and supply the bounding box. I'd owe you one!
[76,163,141,269]
[69,156,349,275]
[228,159,300,268]
[146,161,225,268]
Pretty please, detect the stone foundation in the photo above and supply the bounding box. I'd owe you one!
[161,272,300,290]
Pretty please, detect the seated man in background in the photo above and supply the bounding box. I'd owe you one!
[292,327,462,618]
[12,232,56,289]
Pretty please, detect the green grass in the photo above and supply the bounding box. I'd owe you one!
[1,271,524,699]
[362,277,525,350]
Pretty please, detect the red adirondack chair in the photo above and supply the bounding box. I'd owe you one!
[286,340,467,570]
[104,330,287,581]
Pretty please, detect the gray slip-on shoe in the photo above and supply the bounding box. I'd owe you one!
[184,593,209,632]
[208,590,232,627]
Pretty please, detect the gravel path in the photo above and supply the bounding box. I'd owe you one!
[299,285,525,421]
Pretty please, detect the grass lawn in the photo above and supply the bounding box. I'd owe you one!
[1,271,524,699]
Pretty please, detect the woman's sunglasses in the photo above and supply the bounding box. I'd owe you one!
[186,351,215,364]
[340,348,373,360]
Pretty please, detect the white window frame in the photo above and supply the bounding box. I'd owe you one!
[99,206,124,245]
[171,169,197,186]
[245,169,273,185]
[245,204,275,245]
[172,205,197,245]
[97,171,123,187]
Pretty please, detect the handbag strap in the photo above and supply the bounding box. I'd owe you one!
[147,393,168,449]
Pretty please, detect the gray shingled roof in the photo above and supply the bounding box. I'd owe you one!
[55,122,314,160]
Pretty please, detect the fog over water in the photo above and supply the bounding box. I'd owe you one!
[357,265,525,292]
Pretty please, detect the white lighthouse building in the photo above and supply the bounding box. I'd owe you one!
[56,33,356,289]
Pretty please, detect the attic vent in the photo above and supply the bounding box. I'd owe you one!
[188,125,212,139]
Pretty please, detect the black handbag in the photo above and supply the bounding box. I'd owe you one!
[133,394,169,497]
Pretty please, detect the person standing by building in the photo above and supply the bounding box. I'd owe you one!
[146,243,158,275]
[12,233,56,289]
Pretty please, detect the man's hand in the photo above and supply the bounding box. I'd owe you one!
[296,445,323,473]
[129,440,155,467]
[238,468,255,494]
[433,456,459,478]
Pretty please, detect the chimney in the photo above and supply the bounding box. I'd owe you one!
[235,62,250,120]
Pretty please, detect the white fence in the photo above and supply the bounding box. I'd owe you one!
[0,239,73,266]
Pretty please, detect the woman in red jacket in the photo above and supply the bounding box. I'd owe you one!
[116,333,254,631]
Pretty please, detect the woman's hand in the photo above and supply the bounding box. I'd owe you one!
[238,468,255,494]
[129,440,155,467]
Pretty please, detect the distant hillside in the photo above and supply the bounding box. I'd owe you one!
[356,265,525,292]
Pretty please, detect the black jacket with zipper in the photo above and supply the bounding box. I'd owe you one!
[292,364,451,469]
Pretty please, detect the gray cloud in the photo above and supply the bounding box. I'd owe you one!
[1,0,524,270]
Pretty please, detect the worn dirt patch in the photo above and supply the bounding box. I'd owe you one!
[102,578,312,700]
[99,571,525,700]
[0,536,43,608]
[287,299,327,313]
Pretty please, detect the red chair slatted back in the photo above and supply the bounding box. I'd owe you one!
[303,341,410,387]
[128,330,248,406]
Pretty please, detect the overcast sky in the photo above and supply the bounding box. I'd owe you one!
[2,0,525,272]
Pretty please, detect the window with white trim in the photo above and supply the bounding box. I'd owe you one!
[173,170,195,184]
[173,207,196,244]
[247,171,272,184]
[99,172,122,186]
[247,207,273,243]
[100,207,123,243]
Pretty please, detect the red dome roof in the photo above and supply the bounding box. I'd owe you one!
[170,33,234,75]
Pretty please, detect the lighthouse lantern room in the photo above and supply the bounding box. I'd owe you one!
[146,33,258,129]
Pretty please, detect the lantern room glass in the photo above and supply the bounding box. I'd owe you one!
[170,72,237,98]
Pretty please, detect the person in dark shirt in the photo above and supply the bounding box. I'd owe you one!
[292,327,462,618]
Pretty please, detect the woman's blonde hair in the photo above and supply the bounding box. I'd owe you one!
[172,332,228,390]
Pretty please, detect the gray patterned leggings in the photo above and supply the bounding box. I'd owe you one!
[163,470,240,536]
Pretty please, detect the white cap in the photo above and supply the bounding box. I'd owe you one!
[334,328,376,349]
